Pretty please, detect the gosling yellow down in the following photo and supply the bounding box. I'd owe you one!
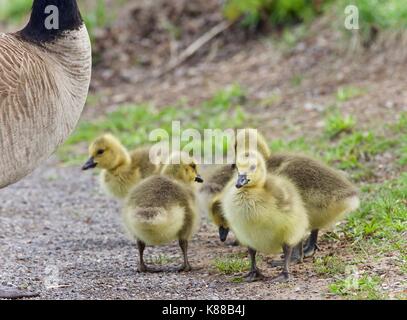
[222,151,309,282]
[208,129,359,261]
[200,128,272,242]
[123,152,204,272]
[82,134,159,200]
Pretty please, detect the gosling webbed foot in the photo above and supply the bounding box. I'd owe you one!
[178,263,192,272]
[269,254,302,267]
[137,263,148,273]
[270,272,291,283]
[244,269,265,282]
[269,243,303,267]
[303,243,320,258]
[0,286,39,299]
[137,264,162,273]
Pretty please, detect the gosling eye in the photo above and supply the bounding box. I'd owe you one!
[250,164,256,171]
[96,149,105,156]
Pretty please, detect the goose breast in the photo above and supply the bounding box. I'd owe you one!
[0,27,91,188]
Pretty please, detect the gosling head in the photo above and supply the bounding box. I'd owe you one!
[234,128,271,160]
[82,134,130,171]
[161,151,204,184]
[235,151,267,189]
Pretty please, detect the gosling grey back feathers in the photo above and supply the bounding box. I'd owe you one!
[127,175,194,211]
[200,165,235,195]
[267,153,358,206]
[125,174,197,241]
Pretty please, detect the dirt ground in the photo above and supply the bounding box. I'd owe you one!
[0,1,406,300]
[0,158,404,300]
[0,158,327,300]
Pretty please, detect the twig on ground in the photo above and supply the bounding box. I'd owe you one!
[156,21,234,78]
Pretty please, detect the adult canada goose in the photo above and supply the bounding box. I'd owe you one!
[222,151,309,282]
[0,0,91,298]
[123,152,203,272]
[82,134,160,200]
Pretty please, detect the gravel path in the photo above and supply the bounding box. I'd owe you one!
[0,157,389,300]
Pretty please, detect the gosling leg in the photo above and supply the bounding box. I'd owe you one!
[244,247,265,282]
[303,229,319,258]
[178,239,192,272]
[269,240,303,267]
[270,244,292,283]
[137,240,148,272]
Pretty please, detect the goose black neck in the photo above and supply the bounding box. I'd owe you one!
[20,0,83,43]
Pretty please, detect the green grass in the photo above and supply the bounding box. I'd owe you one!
[213,253,251,275]
[340,0,407,39]
[147,254,175,266]
[343,173,407,252]
[290,74,304,87]
[223,0,326,27]
[82,0,113,45]
[259,94,282,108]
[324,110,356,139]
[0,0,31,23]
[336,86,366,102]
[329,274,385,299]
[394,113,407,166]
[271,110,405,182]
[270,129,397,178]
[59,85,249,165]
[314,255,347,276]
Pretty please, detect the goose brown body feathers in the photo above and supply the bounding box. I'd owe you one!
[0,0,91,189]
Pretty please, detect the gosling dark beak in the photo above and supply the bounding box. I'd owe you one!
[219,226,230,242]
[236,174,249,189]
[82,157,97,171]
[195,175,204,183]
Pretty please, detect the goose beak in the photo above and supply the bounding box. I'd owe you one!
[219,226,230,242]
[82,157,97,170]
[195,175,204,183]
[236,174,249,188]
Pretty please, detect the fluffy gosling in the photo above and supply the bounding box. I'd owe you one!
[267,153,360,260]
[82,134,159,199]
[122,152,204,272]
[230,129,360,261]
[200,128,272,242]
[222,151,309,282]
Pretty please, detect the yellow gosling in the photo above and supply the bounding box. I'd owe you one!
[222,151,309,282]
[122,152,203,272]
[82,134,159,199]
